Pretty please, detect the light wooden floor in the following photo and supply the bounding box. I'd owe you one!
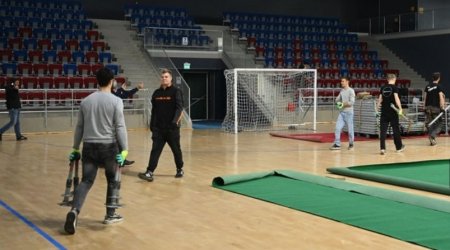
[1,125,449,250]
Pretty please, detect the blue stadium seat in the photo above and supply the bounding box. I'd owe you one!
[98,52,112,63]
[43,50,57,63]
[79,40,92,51]
[33,28,46,39]
[73,30,86,40]
[52,39,65,51]
[2,63,17,76]
[47,28,60,40]
[105,64,119,75]
[63,63,77,76]
[23,38,37,50]
[13,49,28,62]
[60,29,74,40]
[72,51,85,63]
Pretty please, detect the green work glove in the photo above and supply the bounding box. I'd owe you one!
[398,109,403,116]
[69,149,80,161]
[336,102,344,109]
[116,150,129,166]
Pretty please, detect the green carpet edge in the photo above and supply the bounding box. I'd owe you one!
[212,169,450,214]
[327,163,450,196]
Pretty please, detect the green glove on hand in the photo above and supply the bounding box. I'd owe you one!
[116,150,128,166]
[69,149,80,161]
[336,102,344,109]
[398,109,403,116]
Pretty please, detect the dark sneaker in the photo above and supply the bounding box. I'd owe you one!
[330,144,341,150]
[103,212,123,224]
[429,136,437,146]
[64,209,78,234]
[348,143,354,150]
[138,170,153,182]
[123,159,135,166]
[16,135,27,141]
[396,145,405,152]
[0,133,2,141]
[175,168,184,178]
[380,149,386,155]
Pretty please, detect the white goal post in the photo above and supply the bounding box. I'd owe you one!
[222,68,317,133]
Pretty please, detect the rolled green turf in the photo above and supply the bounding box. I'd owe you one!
[212,170,450,249]
[327,159,450,195]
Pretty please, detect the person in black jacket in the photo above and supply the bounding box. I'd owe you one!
[111,80,144,165]
[0,78,27,141]
[424,72,446,146]
[138,68,184,182]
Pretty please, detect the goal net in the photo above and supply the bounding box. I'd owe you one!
[222,68,317,133]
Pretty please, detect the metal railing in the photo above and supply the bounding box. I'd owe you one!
[351,7,450,35]
[0,88,150,128]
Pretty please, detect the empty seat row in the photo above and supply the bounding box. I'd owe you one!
[257,49,379,61]
[1,63,121,76]
[232,21,347,34]
[152,34,211,47]
[0,8,85,19]
[244,32,358,45]
[0,0,83,10]
[251,40,367,52]
[1,17,94,30]
[2,29,99,41]
[124,5,187,18]
[318,78,411,89]
[2,38,107,51]
[1,49,111,63]
[0,75,125,89]
[224,12,341,27]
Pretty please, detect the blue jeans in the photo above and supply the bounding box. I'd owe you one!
[334,111,354,146]
[0,108,22,138]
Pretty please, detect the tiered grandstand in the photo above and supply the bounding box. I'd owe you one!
[0,0,125,108]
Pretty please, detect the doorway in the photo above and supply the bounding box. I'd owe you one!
[182,72,208,120]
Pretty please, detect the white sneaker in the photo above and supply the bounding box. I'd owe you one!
[396,145,405,153]
[103,212,124,224]
[380,149,386,155]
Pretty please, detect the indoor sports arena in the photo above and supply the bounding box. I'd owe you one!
[1,0,450,249]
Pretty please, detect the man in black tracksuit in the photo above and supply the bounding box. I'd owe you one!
[424,72,445,146]
[377,73,404,155]
[138,68,184,182]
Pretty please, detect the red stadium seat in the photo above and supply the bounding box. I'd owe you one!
[8,37,23,50]
[83,76,97,88]
[33,63,48,76]
[65,39,79,51]
[28,50,43,63]
[18,63,33,76]
[46,90,61,106]
[49,64,63,76]
[85,51,98,63]
[69,77,84,88]
[21,76,39,89]
[92,41,106,52]
[77,64,91,76]
[19,27,33,38]
[38,39,52,50]
[90,64,103,75]
[0,49,13,62]
[57,50,72,63]
[54,76,70,89]
[38,76,54,89]
[86,30,99,41]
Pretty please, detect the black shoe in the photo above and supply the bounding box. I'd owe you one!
[0,133,2,141]
[138,170,153,182]
[64,209,78,235]
[175,168,184,178]
[16,135,27,141]
[348,143,354,150]
[124,159,135,166]
[429,136,437,146]
[330,144,341,150]
[396,145,405,152]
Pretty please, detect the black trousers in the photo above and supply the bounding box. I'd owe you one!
[147,127,183,172]
[426,106,442,138]
[72,142,119,216]
[379,114,403,150]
